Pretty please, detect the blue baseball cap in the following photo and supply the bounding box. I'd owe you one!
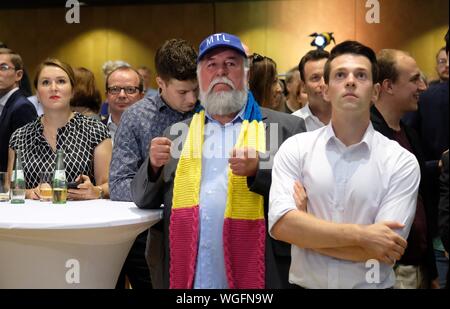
[198,33,247,61]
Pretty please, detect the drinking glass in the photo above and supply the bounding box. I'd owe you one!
[39,171,53,202]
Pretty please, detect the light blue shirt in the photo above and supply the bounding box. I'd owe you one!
[193,107,245,289]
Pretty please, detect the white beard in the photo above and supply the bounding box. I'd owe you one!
[199,77,247,116]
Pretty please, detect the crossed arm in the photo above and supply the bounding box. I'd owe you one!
[274,198,407,265]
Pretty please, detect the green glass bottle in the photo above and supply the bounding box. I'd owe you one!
[10,149,26,204]
[52,149,67,204]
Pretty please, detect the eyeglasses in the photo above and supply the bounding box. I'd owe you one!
[107,86,141,95]
[0,64,16,72]
[437,58,448,65]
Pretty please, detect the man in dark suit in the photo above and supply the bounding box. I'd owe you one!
[439,151,449,289]
[0,48,37,172]
[0,42,32,97]
[438,30,450,290]
[403,30,450,289]
[371,49,437,288]
[131,33,305,289]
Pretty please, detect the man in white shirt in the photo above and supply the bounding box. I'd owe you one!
[292,49,331,131]
[103,66,144,144]
[269,41,421,288]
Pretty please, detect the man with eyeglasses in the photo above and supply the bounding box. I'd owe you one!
[104,66,147,289]
[0,41,32,97]
[430,47,449,85]
[0,48,37,172]
[109,39,198,289]
[103,66,144,144]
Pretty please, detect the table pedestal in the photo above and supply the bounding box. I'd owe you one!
[0,223,150,288]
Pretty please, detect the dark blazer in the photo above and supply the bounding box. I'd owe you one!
[403,82,449,165]
[131,107,306,289]
[439,152,449,253]
[0,89,37,172]
[403,83,449,237]
[438,152,449,289]
[371,105,437,282]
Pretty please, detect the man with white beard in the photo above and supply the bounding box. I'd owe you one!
[131,33,306,289]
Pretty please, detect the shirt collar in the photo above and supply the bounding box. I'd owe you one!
[302,103,326,123]
[324,121,374,153]
[154,92,168,112]
[107,114,114,126]
[301,103,313,117]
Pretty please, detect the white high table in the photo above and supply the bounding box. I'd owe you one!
[0,199,162,289]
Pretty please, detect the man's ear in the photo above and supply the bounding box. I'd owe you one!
[156,76,165,90]
[381,79,394,95]
[372,83,381,102]
[15,69,23,83]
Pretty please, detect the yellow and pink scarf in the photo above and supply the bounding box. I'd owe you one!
[169,92,266,289]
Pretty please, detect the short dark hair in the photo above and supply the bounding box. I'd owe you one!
[105,66,144,93]
[155,39,197,82]
[324,40,378,84]
[298,49,330,82]
[0,48,24,71]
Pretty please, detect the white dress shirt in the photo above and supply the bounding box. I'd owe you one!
[106,114,118,145]
[292,103,326,132]
[269,122,420,288]
[193,108,244,289]
[27,95,44,116]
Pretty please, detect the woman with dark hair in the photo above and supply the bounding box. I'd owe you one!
[70,67,102,120]
[7,59,112,200]
[248,54,284,111]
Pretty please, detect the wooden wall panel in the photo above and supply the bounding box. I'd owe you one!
[0,0,447,98]
[355,0,449,80]
[0,4,214,97]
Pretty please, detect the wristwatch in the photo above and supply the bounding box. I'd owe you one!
[96,186,104,199]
